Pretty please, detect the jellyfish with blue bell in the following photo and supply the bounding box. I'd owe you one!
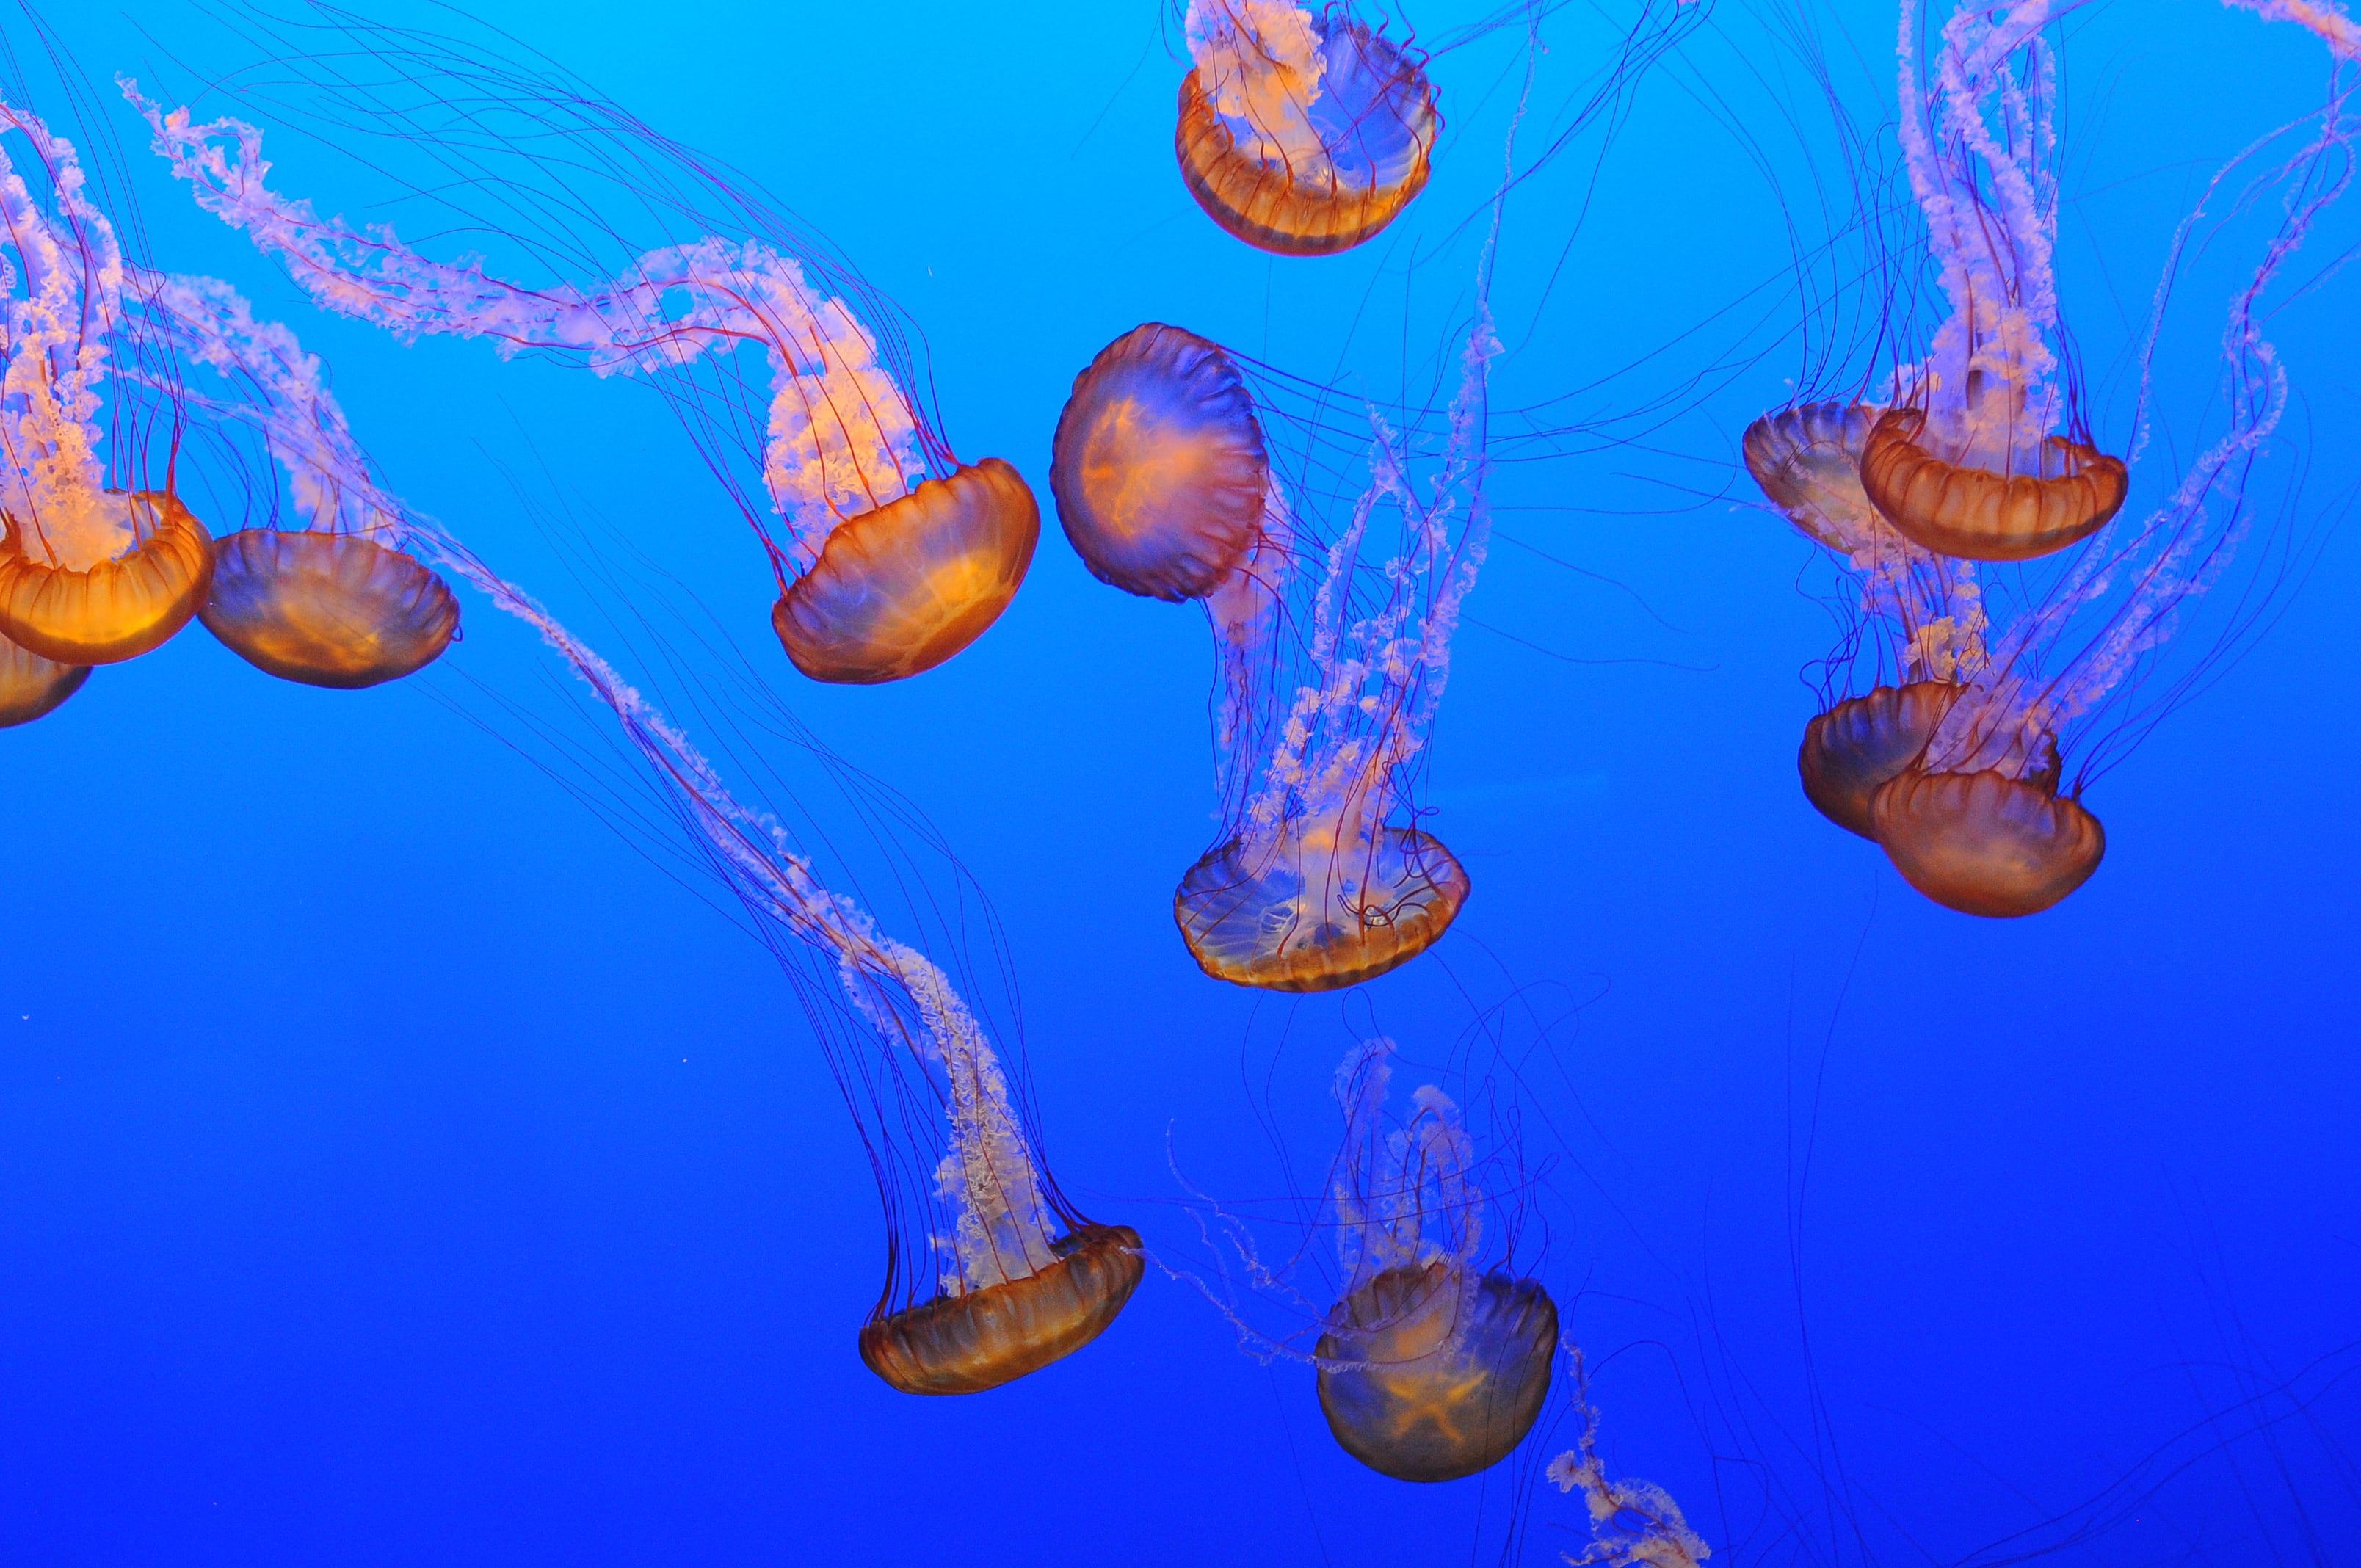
[1050,278,1497,990]
[1175,0,1440,255]
[129,29,1034,688]
[145,270,1140,1395]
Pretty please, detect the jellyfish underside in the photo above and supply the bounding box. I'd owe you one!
[0,492,214,664]
[1316,1260,1557,1484]
[201,529,460,689]
[0,636,90,727]
[1799,681,1962,838]
[772,459,1039,684]
[1175,824,1468,992]
[1860,406,2126,562]
[1741,402,1882,549]
[1050,324,1267,601]
[1870,765,2105,918]
[1176,16,1437,255]
[857,1223,1144,1395]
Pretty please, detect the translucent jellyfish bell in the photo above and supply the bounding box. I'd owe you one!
[1177,1,1440,255]
[203,529,459,688]
[1869,761,2105,918]
[1797,681,1960,839]
[1315,1042,1556,1482]
[0,635,89,727]
[1177,821,1470,992]
[772,458,1038,684]
[862,1223,1145,1395]
[1050,324,1269,600]
[1740,401,1883,552]
[1861,405,2126,563]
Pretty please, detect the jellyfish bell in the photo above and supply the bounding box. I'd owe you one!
[0,636,90,728]
[0,493,215,665]
[1869,764,2103,919]
[201,529,459,689]
[1049,324,1268,601]
[1860,406,2128,563]
[1177,1,1439,255]
[860,1222,1144,1395]
[1176,821,1468,992]
[771,459,1039,684]
[1797,680,1961,839]
[1741,401,1882,551]
[1316,1257,1558,1483]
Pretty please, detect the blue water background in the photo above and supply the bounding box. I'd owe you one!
[4,0,2356,1561]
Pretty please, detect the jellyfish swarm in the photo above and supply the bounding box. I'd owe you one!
[1314,1039,1556,1482]
[133,56,1034,687]
[1865,0,2128,564]
[1050,304,1494,990]
[0,95,210,695]
[162,277,1136,1393]
[1744,0,2357,917]
[1178,1,1439,255]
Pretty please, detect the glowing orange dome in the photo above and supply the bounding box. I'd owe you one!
[1176,825,1468,992]
[202,530,459,689]
[0,493,213,664]
[1860,407,2126,562]
[1175,16,1437,256]
[1799,682,1962,838]
[857,1224,1143,1395]
[1316,1260,1557,1483]
[772,460,1038,684]
[1869,767,2106,917]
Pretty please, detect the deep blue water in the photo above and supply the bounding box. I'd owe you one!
[4,1,2356,1563]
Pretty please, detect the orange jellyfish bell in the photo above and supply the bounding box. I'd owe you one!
[1742,402,1882,550]
[201,529,459,689]
[1176,824,1469,992]
[1869,763,2105,918]
[1316,1260,1558,1484]
[1860,407,2128,562]
[0,492,214,664]
[1050,324,1269,601]
[1177,6,1439,255]
[858,1222,1144,1395]
[771,459,1039,685]
[0,636,90,727]
[1799,681,1962,838]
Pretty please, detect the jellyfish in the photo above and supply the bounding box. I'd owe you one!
[1545,1380,1709,1568]
[1314,1038,1556,1481]
[0,94,208,682]
[1858,0,2129,564]
[156,272,1138,1393]
[1177,1,1440,255]
[1050,322,1269,601]
[1744,0,2354,918]
[127,32,1034,686]
[1050,288,1494,989]
[1742,402,1987,841]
